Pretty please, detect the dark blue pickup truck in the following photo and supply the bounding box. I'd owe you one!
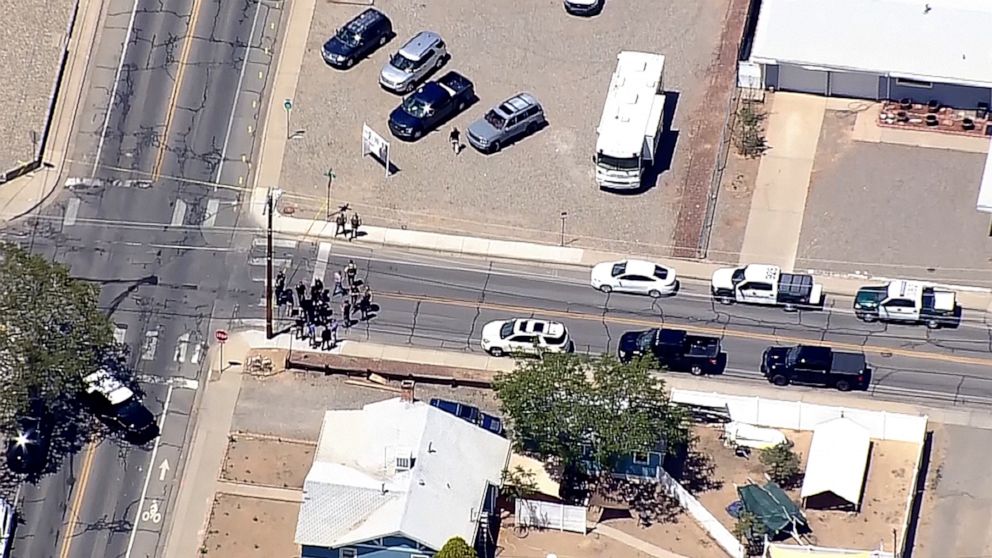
[388,71,475,140]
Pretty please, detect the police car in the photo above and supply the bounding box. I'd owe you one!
[853,280,959,328]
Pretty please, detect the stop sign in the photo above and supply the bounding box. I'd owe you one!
[215,329,229,343]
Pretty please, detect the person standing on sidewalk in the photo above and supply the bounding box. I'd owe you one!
[335,211,347,236]
[349,212,362,241]
[321,326,332,350]
[449,127,461,154]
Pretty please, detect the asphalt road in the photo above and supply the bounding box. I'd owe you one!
[268,243,992,406]
[7,0,280,557]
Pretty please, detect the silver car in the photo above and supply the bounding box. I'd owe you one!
[467,93,546,153]
[379,31,447,93]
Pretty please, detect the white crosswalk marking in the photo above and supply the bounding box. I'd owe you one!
[113,324,128,345]
[63,198,80,227]
[170,199,187,226]
[313,242,331,284]
[203,199,219,227]
[173,332,190,363]
[141,330,159,361]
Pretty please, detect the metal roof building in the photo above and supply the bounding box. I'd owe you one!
[800,417,871,510]
[295,397,511,557]
[746,0,992,107]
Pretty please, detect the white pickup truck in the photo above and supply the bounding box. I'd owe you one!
[711,264,824,311]
[853,280,959,328]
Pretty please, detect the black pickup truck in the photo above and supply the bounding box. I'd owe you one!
[618,328,723,375]
[388,71,475,140]
[761,345,870,392]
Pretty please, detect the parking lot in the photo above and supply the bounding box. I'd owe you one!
[278,0,732,253]
[796,110,991,285]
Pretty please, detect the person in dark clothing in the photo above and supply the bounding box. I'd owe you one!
[349,212,362,240]
[295,315,305,339]
[335,211,347,236]
[321,326,332,350]
[295,281,307,302]
[342,300,352,328]
[345,260,358,286]
[350,283,361,306]
[359,286,373,320]
[449,127,461,154]
[314,278,323,293]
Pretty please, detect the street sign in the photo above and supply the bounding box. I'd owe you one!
[215,329,229,343]
[283,99,292,111]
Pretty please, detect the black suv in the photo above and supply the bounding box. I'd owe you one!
[322,8,393,69]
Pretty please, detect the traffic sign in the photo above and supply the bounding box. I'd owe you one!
[215,329,229,343]
[283,98,292,111]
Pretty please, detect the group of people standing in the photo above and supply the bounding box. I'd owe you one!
[274,259,374,349]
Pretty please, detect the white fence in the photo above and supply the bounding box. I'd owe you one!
[660,469,744,558]
[515,499,588,534]
[671,390,928,443]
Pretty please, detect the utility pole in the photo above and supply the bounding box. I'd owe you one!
[264,188,283,339]
[324,168,335,220]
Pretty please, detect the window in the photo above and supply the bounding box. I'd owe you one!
[622,275,651,282]
[340,549,357,558]
[883,299,915,308]
[396,455,412,470]
[632,452,650,465]
[895,77,932,89]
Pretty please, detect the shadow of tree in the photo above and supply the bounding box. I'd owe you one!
[595,475,681,526]
[665,435,723,494]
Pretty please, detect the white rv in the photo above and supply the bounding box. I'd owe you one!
[595,51,666,190]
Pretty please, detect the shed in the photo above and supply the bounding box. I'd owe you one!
[747,0,992,107]
[800,417,871,510]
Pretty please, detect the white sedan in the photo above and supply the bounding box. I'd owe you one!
[480,318,573,357]
[590,259,678,297]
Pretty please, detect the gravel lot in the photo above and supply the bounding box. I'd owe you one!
[279,0,728,254]
[233,371,500,440]
[796,110,991,285]
[0,0,75,174]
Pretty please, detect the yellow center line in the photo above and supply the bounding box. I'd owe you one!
[151,0,205,180]
[378,291,992,367]
[58,441,98,558]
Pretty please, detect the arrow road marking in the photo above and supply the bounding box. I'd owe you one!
[174,332,190,363]
[190,342,203,365]
[158,459,171,482]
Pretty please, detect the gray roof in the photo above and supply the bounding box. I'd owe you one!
[294,398,511,550]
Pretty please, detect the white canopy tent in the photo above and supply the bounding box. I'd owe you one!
[800,417,871,510]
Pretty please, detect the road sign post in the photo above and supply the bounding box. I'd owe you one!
[324,168,336,219]
[215,329,229,371]
[283,99,293,139]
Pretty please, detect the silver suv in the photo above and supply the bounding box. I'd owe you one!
[467,93,546,153]
[379,31,447,93]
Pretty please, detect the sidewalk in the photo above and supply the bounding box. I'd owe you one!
[0,0,102,224]
[739,93,826,272]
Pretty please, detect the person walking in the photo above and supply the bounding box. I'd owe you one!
[349,283,361,307]
[345,259,358,287]
[349,212,362,241]
[335,211,347,236]
[341,300,352,328]
[449,127,460,154]
[295,281,307,303]
[359,285,373,321]
[294,314,305,339]
[332,270,345,297]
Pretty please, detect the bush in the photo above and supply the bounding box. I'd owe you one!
[734,101,767,157]
[436,537,477,558]
[760,442,801,487]
[733,511,767,556]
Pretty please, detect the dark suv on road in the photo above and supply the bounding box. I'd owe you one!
[322,8,393,69]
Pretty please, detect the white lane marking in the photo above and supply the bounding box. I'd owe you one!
[113,324,128,345]
[258,297,267,307]
[140,330,159,361]
[313,242,331,284]
[214,0,264,187]
[173,332,190,363]
[93,0,141,175]
[190,342,203,365]
[148,243,233,252]
[63,198,80,227]
[125,384,173,557]
[135,374,200,390]
[170,200,187,227]
[250,237,299,250]
[203,199,219,227]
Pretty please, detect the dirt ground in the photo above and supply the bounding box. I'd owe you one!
[222,433,315,489]
[201,494,301,557]
[707,148,760,265]
[692,423,919,551]
[498,513,652,558]
[605,514,718,558]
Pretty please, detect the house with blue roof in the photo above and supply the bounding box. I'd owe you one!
[294,391,511,558]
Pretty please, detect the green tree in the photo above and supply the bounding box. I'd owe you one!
[493,353,687,475]
[0,244,118,465]
[500,465,539,501]
[435,536,477,558]
[760,442,801,487]
[732,510,767,555]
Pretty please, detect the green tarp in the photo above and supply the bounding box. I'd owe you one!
[738,482,807,537]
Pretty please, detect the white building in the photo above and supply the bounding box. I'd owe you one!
[745,0,992,108]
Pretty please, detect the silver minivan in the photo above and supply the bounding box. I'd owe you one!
[379,31,447,93]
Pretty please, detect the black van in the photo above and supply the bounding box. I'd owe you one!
[322,8,393,69]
